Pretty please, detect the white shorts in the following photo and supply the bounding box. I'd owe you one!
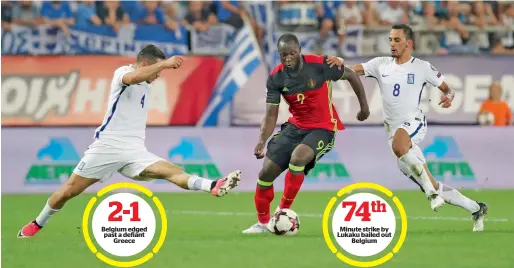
[385,115,427,146]
[384,115,427,159]
[73,140,165,182]
[385,115,428,177]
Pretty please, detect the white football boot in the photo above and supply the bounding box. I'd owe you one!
[429,194,445,212]
[472,202,488,232]
[242,222,271,234]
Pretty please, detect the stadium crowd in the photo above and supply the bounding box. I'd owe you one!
[1,1,512,126]
[1,1,513,55]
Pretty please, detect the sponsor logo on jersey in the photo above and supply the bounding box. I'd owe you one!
[166,137,222,179]
[423,136,475,181]
[305,149,352,183]
[25,137,79,184]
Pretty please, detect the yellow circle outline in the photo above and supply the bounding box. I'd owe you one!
[322,182,408,267]
[82,182,168,268]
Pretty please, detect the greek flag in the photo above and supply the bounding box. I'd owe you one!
[196,19,264,126]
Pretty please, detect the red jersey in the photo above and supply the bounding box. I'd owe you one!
[266,54,345,132]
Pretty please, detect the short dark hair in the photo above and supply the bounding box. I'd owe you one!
[137,44,166,63]
[277,33,299,47]
[392,24,414,41]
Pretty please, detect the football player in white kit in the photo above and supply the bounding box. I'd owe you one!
[18,45,242,238]
[327,24,488,232]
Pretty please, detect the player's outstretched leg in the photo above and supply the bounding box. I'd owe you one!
[139,161,240,197]
[392,129,444,211]
[398,160,488,231]
[17,173,98,238]
[242,158,284,234]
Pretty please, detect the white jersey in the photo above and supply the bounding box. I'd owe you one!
[362,56,444,125]
[94,65,150,144]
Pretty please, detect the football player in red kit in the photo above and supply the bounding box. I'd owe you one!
[243,33,370,234]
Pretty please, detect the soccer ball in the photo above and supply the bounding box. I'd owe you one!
[478,112,495,126]
[269,209,300,236]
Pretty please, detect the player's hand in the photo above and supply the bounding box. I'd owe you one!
[254,141,266,159]
[163,56,184,69]
[326,56,344,68]
[356,107,370,121]
[439,91,454,108]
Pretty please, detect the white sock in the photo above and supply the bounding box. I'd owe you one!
[187,175,214,192]
[437,183,480,213]
[399,151,437,197]
[35,200,60,226]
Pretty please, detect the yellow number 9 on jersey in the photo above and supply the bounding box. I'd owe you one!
[297,93,305,104]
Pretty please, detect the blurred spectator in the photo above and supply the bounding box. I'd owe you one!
[135,1,166,25]
[335,0,364,55]
[316,1,343,55]
[1,1,13,31]
[468,1,498,51]
[376,1,409,54]
[12,1,42,28]
[214,1,264,48]
[119,0,141,23]
[215,0,244,29]
[75,1,101,28]
[41,1,74,35]
[361,2,378,25]
[477,81,512,126]
[162,2,181,31]
[337,0,363,25]
[184,1,217,32]
[439,1,479,54]
[422,1,442,28]
[501,4,514,49]
[376,1,409,26]
[96,1,130,32]
[469,1,499,27]
[490,35,514,54]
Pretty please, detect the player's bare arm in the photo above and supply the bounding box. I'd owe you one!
[437,81,455,108]
[122,56,184,85]
[326,56,366,76]
[324,56,369,121]
[341,66,370,121]
[255,104,279,159]
[351,64,365,76]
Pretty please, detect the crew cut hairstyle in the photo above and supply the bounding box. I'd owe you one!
[392,24,414,41]
[277,33,300,47]
[137,44,166,63]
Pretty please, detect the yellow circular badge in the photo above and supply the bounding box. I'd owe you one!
[322,182,408,267]
[82,182,167,267]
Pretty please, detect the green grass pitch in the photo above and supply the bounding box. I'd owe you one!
[2,190,514,268]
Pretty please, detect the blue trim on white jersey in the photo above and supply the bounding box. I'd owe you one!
[409,122,423,138]
[95,85,128,139]
[418,82,427,104]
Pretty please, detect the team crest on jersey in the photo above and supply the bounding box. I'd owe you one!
[407,73,415,84]
[307,78,316,88]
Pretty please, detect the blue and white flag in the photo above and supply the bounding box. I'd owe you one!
[196,19,264,127]
[2,23,189,57]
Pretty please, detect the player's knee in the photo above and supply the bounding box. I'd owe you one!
[258,168,274,184]
[289,153,312,168]
[392,140,409,158]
